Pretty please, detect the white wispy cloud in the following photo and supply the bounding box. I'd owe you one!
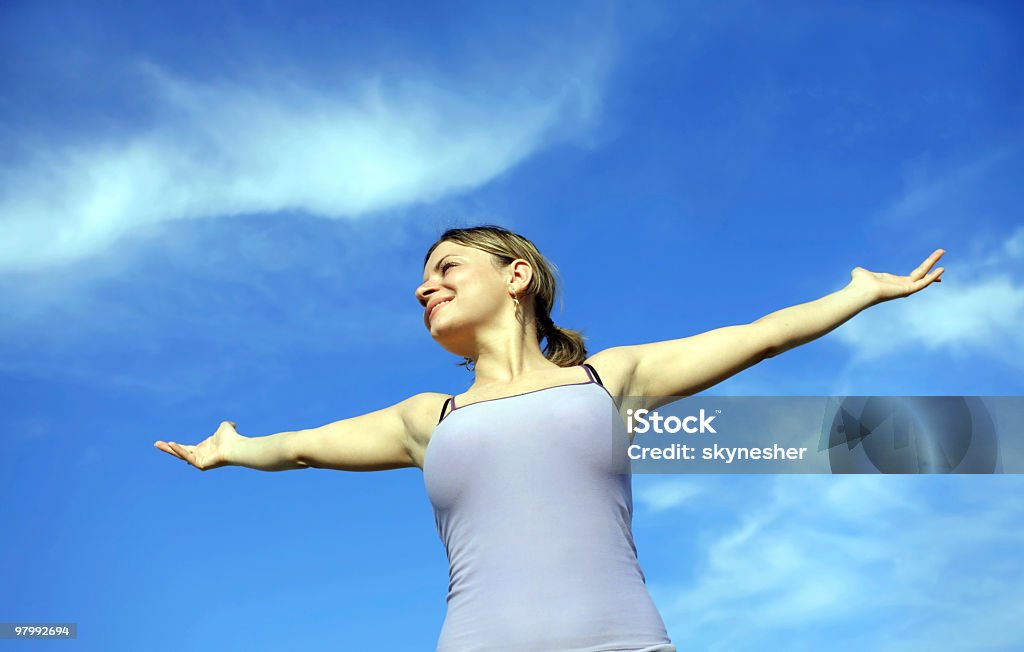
[635,478,706,513]
[0,18,615,391]
[876,143,1021,225]
[0,48,609,273]
[651,474,1024,651]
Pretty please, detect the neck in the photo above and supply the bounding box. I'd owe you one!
[473,352,555,383]
[469,323,555,385]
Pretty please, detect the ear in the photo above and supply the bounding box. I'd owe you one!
[507,258,533,295]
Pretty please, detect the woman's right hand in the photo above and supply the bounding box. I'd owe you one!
[154,421,245,471]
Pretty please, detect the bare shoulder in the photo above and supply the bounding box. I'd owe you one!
[583,346,641,399]
[397,391,452,470]
[397,391,451,434]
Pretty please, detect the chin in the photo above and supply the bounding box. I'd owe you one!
[431,324,474,358]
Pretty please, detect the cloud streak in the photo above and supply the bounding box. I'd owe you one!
[0,48,609,272]
[0,18,614,391]
[875,144,1020,225]
[651,475,1024,651]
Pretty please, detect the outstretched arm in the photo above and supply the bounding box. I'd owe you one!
[153,393,437,472]
[755,248,944,358]
[592,249,945,404]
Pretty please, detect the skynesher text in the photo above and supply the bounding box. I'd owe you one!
[627,443,809,463]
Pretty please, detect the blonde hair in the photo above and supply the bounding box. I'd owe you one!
[423,225,588,368]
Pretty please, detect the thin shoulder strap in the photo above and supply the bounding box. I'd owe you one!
[582,362,604,387]
[437,396,454,425]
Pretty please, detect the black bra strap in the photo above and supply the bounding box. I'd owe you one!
[437,396,453,425]
[583,363,604,387]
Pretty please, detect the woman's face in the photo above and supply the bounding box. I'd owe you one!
[416,241,511,354]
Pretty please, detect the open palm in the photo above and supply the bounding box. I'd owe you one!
[851,248,945,304]
[153,420,244,471]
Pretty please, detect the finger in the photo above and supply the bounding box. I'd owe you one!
[910,249,945,281]
[167,441,197,465]
[912,267,944,291]
[154,441,185,461]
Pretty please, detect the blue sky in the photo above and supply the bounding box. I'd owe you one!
[2,1,1022,650]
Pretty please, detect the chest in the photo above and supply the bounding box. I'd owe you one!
[422,384,630,507]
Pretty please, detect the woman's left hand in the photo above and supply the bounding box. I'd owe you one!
[850,248,945,304]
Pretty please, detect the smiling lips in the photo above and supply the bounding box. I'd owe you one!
[427,298,453,322]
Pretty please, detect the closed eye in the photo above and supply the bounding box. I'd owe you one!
[417,260,458,306]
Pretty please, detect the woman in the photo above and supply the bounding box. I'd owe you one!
[155,225,945,651]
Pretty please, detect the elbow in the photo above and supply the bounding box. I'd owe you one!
[288,434,315,470]
[292,446,316,470]
[748,322,779,361]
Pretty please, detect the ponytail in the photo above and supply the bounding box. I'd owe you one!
[535,300,588,367]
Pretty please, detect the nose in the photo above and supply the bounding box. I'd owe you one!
[415,281,436,308]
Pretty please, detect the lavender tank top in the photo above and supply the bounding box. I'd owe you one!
[423,364,675,652]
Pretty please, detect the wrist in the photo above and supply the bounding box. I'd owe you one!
[843,280,881,310]
[222,434,248,467]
